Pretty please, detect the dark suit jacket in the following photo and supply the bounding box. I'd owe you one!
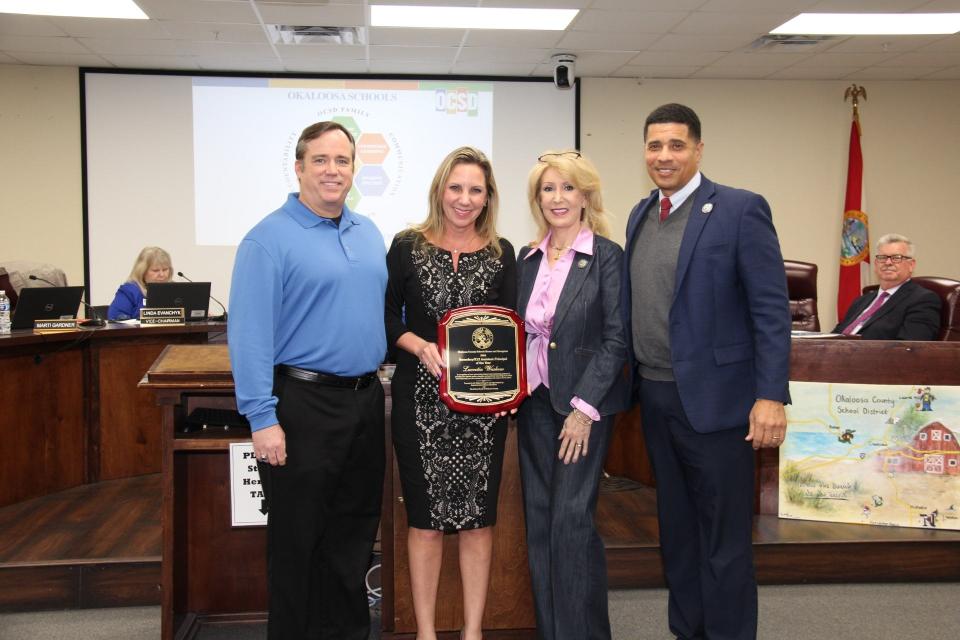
[517,234,630,417]
[833,280,941,340]
[622,175,792,433]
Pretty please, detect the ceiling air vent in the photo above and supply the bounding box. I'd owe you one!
[750,34,837,52]
[268,25,367,45]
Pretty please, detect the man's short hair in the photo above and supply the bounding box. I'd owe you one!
[876,233,915,257]
[644,103,702,142]
[295,121,356,162]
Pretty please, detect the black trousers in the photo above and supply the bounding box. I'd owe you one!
[259,373,385,640]
[639,378,757,640]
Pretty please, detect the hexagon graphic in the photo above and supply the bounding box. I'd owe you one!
[346,185,362,210]
[332,116,361,142]
[356,165,390,197]
[357,133,390,164]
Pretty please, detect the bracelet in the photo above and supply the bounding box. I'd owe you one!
[571,409,593,426]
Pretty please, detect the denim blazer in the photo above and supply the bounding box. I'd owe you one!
[517,234,630,417]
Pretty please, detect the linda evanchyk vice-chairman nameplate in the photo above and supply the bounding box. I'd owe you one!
[437,305,528,414]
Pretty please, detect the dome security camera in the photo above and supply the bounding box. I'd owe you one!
[551,53,577,90]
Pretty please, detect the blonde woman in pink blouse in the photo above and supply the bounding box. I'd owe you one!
[515,150,630,640]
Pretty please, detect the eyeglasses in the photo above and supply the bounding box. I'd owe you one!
[538,151,581,162]
[874,254,913,264]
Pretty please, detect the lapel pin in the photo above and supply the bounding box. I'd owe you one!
[702,203,714,214]
[577,258,588,269]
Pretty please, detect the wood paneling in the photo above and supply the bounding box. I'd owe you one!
[0,348,85,507]
[0,323,224,507]
[95,340,169,480]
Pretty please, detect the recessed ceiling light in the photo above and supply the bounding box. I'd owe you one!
[370,4,578,31]
[771,13,960,35]
[0,0,148,19]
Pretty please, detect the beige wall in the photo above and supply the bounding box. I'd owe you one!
[1,65,83,286]
[3,67,959,329]
[582,78,960,329]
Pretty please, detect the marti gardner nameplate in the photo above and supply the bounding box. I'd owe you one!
[437,305,528,414]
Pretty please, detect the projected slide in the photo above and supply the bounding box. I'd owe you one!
[192,78,493,246]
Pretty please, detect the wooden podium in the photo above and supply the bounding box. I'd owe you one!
[142,344,535,640]
[141,344,266,640]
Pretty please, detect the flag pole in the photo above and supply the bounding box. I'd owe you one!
[837,84,870,322]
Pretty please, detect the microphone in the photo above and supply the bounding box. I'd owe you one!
[177,271,227,321]
[29,274,105,328]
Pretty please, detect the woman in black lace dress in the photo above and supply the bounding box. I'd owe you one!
[385,147,516,640]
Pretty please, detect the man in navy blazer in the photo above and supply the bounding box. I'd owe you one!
[623,104,792,640]
[833,233,941,340]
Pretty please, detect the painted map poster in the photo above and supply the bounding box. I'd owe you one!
[780,382,960,530]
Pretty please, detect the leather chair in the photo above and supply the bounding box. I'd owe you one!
[863,276,960,341]
[784,260,819,332]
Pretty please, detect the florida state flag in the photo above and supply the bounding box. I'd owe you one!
[837,113,870,321]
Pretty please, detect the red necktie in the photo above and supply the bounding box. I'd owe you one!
[659,197,672,223]
[842,291,889,335]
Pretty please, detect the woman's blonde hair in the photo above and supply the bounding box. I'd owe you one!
[127,246,172,293]
[527,150,610,244]
[407,146,503,259]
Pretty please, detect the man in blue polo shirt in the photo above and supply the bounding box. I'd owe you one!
[229,121,387,640]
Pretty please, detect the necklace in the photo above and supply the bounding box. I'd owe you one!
[444,234,479,255]
[549,242,571,257]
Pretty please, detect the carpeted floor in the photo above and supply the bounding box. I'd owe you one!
[1,583,958,639]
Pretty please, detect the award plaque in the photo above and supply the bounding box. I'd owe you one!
[437,305,527,414]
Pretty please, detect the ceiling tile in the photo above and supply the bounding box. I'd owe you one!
[275,43,367,60]
[369,27,465,47]
[47,16,170,39]
[99,53,202,70]
[283,58,371,74]
[456,47,552,64]
[158,22,269,43]
[672,11,793,35]
[699,0,819,10]
[451,61,539,76]
[849,65,944,79]
[710,51,812,67]
[627,50,726,66]
[766,65,866,79]
[877,51,960,66]
[465,30,563,49]
[691,66,782,78]
[923,65,960,79]
[571,10,688,34]
[555,31,658,51]
[653,33,757,52]
[182,41,277,56]
[369,45,458,62]
[79,37,194,56]
[612,64,702,79]
[4,51,112,66]
[0,35,89,54]
[0,14,66,37]
[916,35,960,52]
[567,50,641,75]
[255,4,365,26]
[807,0,931,10]
[197,56,286,72]
[366,60,454,74]
[135,0,259,23]
[793,52,900,67]
[825,35,944,53]
[593,0,703,8]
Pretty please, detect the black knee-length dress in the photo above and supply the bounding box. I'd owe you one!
[385,233,517,532]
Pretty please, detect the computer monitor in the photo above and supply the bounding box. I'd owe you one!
[11,286,84,331]
[145,282,211,322]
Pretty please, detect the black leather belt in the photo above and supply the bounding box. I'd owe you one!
[277,364,377,389]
